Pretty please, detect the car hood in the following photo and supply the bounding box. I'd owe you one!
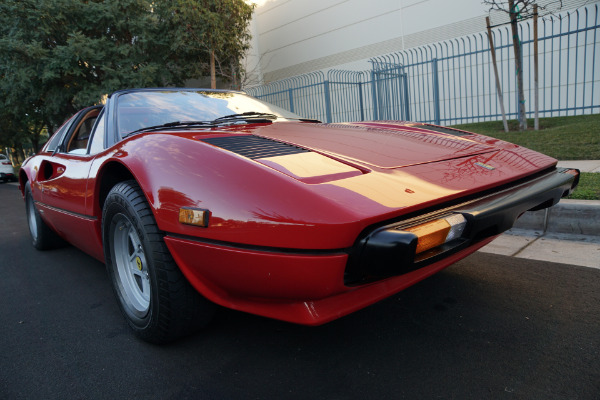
[193,121,556,190]
[251,121,498,169]
[120,123,558,249]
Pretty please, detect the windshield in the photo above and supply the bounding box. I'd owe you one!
[116,90,302,136]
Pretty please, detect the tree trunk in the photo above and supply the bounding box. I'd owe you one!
[10,146,23,165]
[210,49,216,89]
[31,132,40,154]
[486,16,509,133]
[231,61,239,90]
[508,0,527,131]
[31,124,44,153]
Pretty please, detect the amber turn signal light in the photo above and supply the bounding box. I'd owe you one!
[179,208,210,227]
[404,214,467,254]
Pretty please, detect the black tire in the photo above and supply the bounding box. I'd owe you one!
[102,180,215,344]
[25,181,66,250]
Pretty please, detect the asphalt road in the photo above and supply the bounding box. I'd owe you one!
[1,183,599,400]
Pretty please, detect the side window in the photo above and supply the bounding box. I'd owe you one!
[65,108,101,154]
[88,109,106,155]
[45,119,74,153]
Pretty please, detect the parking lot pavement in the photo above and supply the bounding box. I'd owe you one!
[2,180,600,400]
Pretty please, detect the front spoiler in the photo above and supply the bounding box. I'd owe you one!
[346,167,580,284]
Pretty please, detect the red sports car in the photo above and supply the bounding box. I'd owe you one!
[19,88,579,343]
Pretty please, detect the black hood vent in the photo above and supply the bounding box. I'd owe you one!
[202,135,310,159]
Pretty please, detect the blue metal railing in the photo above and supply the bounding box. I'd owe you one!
[245,5,599,125]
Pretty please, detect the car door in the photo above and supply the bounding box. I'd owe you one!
[37,106,104,258]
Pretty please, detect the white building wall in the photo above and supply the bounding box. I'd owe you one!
[245,0,592,85]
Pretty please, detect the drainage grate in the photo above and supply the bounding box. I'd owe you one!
[202,136,310,159]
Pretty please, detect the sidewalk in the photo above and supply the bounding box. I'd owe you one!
[556,160,600,173]
[480,160,600,270]
[480,230,600,269]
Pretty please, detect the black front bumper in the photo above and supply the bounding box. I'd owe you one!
[345,167,580,284]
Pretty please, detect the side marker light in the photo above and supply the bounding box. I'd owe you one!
[179,208,210,227]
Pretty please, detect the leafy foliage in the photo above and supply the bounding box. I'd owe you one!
[0,0,254,154]
[165,0,254,88]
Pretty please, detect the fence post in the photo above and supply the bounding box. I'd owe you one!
[402,73,411,121]
[533,4,539,129]
[288,88,295,113]
[371,70,379,120]
[323,80,332,123]
[432,58,441,125]
[358,81,365,121]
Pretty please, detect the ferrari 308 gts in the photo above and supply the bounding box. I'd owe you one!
[19,88,579,343]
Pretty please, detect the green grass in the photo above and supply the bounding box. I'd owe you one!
[455,114,600,200]
[453,114,600,160]
[567,172,600,200]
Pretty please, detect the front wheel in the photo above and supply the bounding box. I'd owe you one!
[102,180,214,344]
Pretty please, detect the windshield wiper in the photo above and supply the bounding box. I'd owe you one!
[211,112,278,124]
[121,112,318,139]
[122,120,215,138]
[211,112,322,124]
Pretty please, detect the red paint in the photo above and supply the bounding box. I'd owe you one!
[166,234,496,325]
[19,91,564,325]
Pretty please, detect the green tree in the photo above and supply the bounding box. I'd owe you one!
[0,0,175,152]
[0,0,255,152]
[484,0,564,131]
[167,0,255,89]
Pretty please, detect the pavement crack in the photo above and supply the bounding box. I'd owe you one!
[511,235,543,257]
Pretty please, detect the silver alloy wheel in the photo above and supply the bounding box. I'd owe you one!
[103,180,215,343]
[27,196,38,241]
[111,214,150,318]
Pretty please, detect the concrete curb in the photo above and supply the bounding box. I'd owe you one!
[513,199,600,236]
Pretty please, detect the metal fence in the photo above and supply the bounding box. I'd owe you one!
[245,4,599,125]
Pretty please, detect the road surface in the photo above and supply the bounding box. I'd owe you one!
[1,183,598,399]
